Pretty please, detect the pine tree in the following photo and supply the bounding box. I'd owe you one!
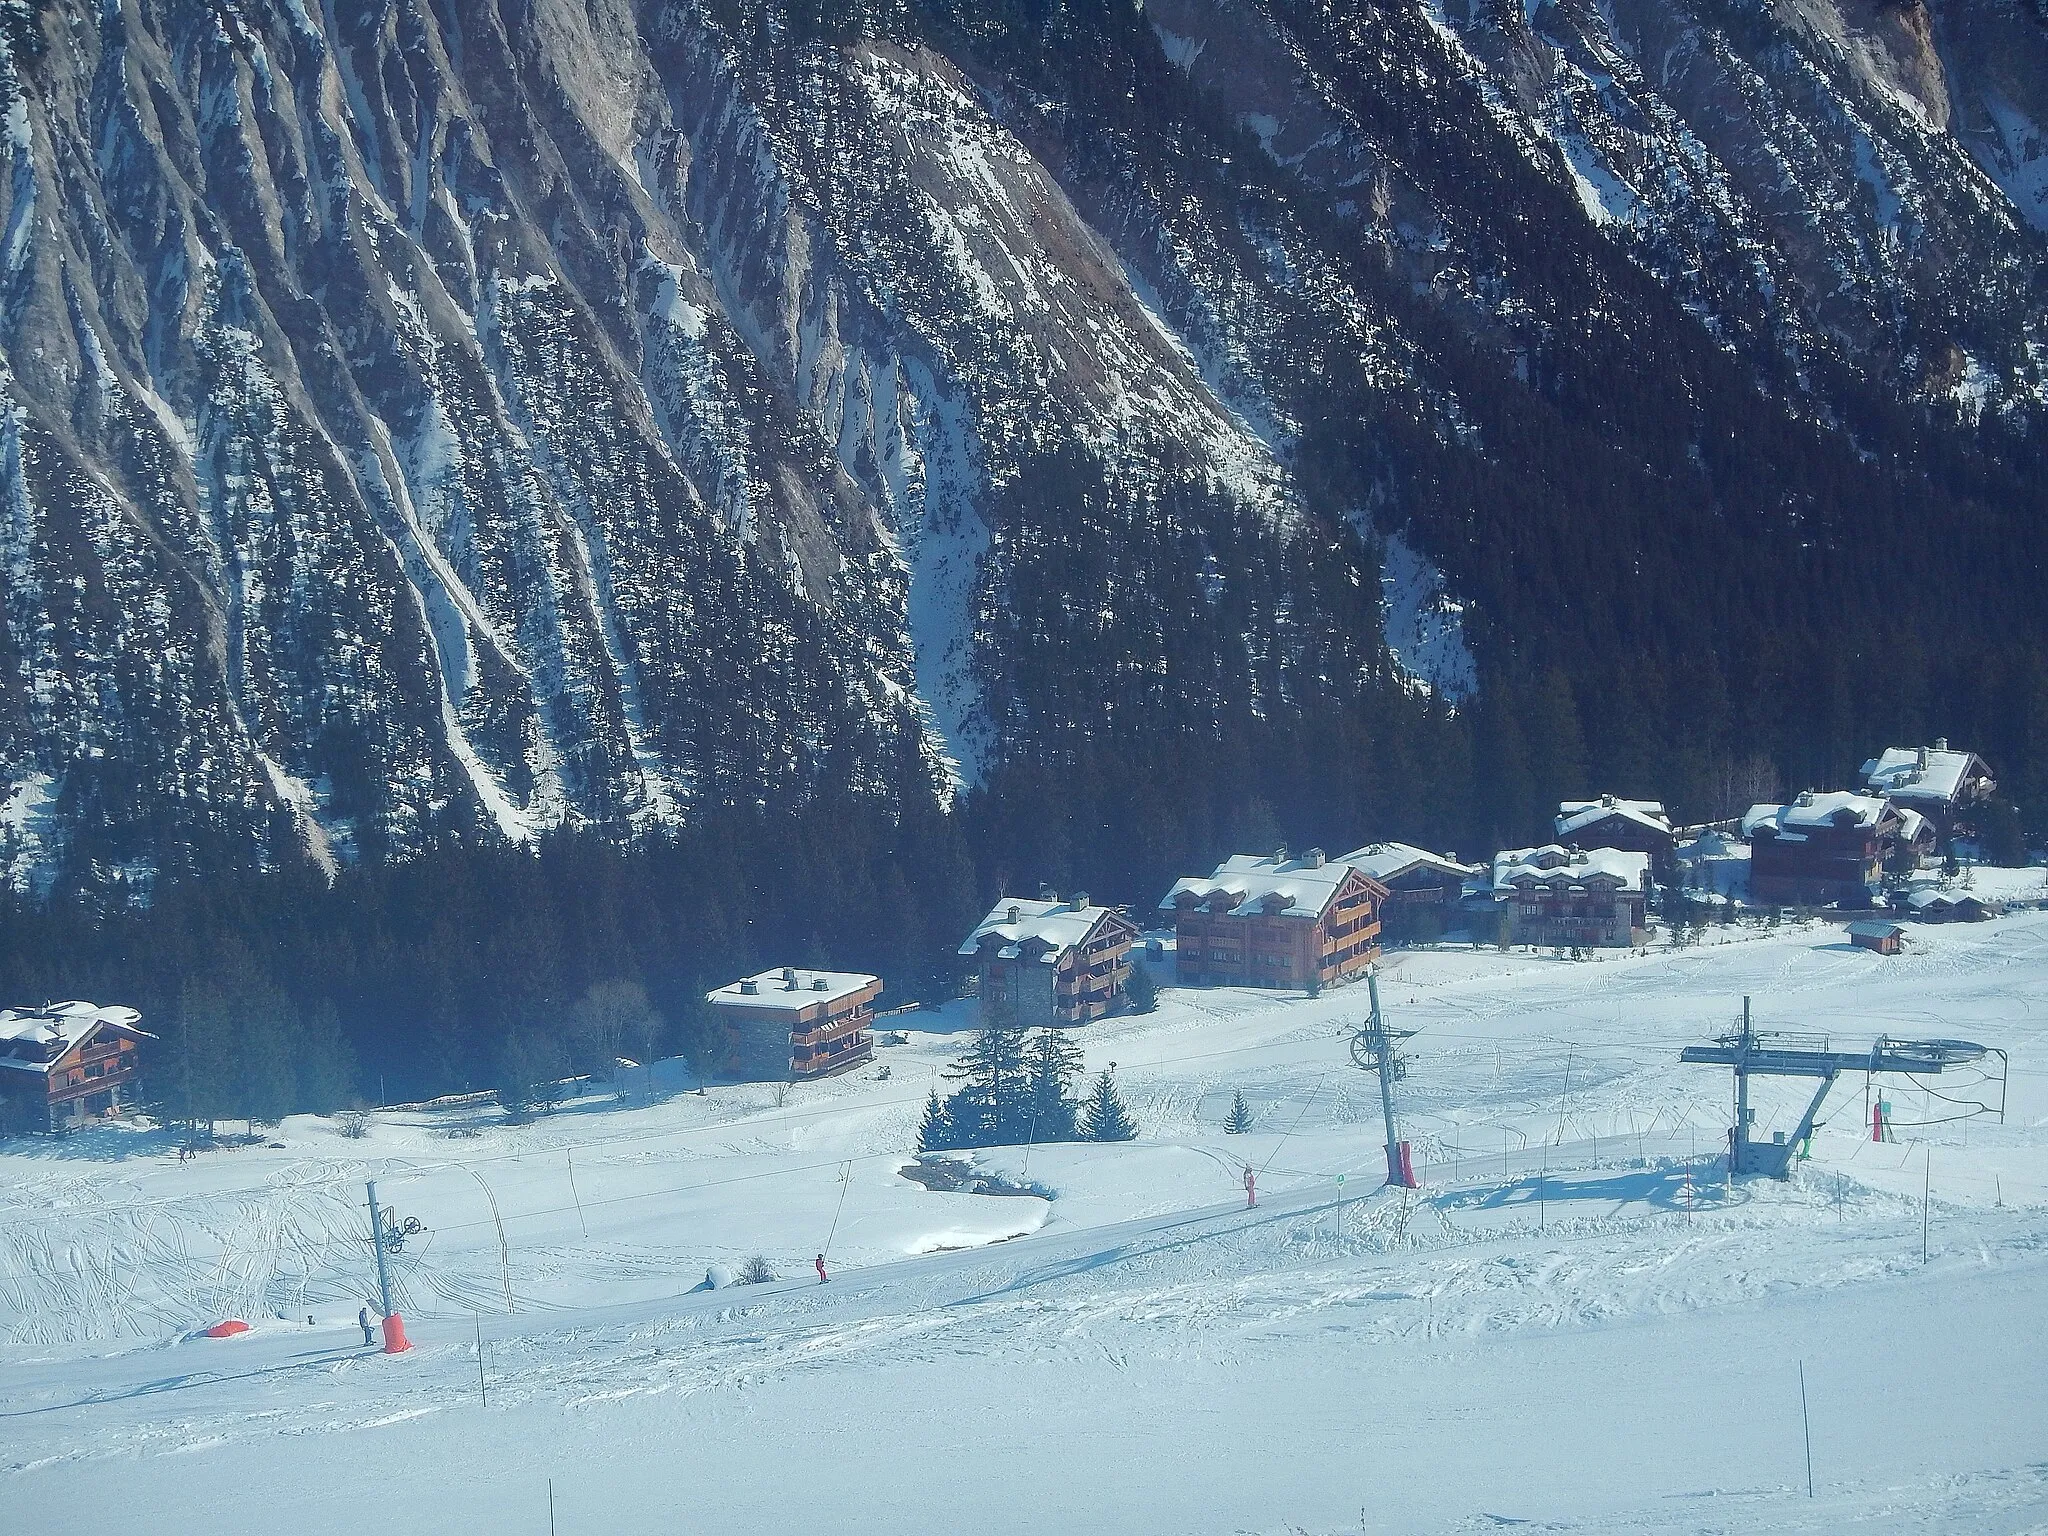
[942,1025,1030,1146]
[916,1088,956,1153]
[1079,1069,1137,1142]
[1023,1028,1083,1143]
[1123,955,1157,1013]
[1223,1089,1253,1134]
[236,1004,298,1132]
[296,1000,358,1114]
[171,974,242,1139]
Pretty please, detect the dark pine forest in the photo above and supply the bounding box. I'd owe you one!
[3,0,2046,1125]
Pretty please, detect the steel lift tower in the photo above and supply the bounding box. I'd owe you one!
[1680,996,1990,1178]
[1351,968,1419,1187]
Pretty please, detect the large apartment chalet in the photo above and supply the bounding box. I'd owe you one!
[958,895,1136,1027]
[1743,791,1901,906]
[0,1003,152,1133]
[1484,845,1650,948]
[1164,848,1385,990]
[704,968,880,1081]
[1860,741,1996,844]
[1338,842,1478,942]
[1554,796,1676,869]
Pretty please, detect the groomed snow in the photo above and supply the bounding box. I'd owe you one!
[4,911,2047,1533]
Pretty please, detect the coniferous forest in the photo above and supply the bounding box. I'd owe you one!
[3,0,2047,1131]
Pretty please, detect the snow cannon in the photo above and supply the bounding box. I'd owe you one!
[203,1319,251,1339]
[380,1313,412,1354]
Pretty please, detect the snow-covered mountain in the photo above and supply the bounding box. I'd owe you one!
[1,0,2043,893]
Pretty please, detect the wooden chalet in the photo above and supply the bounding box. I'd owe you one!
[1743,791,1900,907]
[1897,887,1995,923]
[0,1003,152,1133]
[1555,796,1676,872]
[1339,842,1478,943]
[704,968,880,1082]
[958,895,1136,1027]
[1861,741,1996,846]
[1846,920,1906,955]
[1485,845,1649,948]
[1163,848,1385,991]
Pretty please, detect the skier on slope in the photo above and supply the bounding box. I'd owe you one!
[1243,1165,1257,1209]
[359,1304,376,1346]
[814,1252,828,1285]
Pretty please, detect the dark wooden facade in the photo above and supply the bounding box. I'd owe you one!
[1746,794,1900,907]
[1172,866,1385,990]
[1862,742,1996,846]
[0,1008,151,1133]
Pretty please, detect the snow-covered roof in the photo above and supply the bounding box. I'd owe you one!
[705,969,878,1011]
[1861,745,1989,806]
[1336,842,1478,884]
[1896,807,1930,844]
[1902,886,1988,913]
[1679,828,1743,860]
[1490,845,1648,892]
[1555,796,1671,840]
[1163,851,1379,921]
[1742,792,1891,840]
[959,897,1124,964]
[0,1003,150,1075]
[1846,920,1905,940]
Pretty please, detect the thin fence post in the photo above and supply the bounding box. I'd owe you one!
[1798,1360,1814,1498]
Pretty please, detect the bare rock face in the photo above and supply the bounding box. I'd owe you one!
[0,0,1284,892]
[0,0,2043,895]
[1782,0,1951,132]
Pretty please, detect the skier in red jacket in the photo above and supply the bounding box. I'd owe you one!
[1243,1165,1257,1209]
[815,1252,828,1284]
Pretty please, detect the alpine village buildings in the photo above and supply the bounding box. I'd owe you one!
[0,1003,154,1134]
[0,742,2009,1125]
[959,895,1137,1028]
[705,968,881,1082]
[1164,849,1386,990]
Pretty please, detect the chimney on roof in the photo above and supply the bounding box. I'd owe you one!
[740,979,759,996]
[1917,746,1929,770]
[1039,883,1057,903]
[1274,845,1288,865]
[1007,904,1020,924]
[1305,848,1325,868]
[1796,789,1814,807]
[1601,793,1614,807]
[782,966,799,991]
[1071,892,1089,910]
[1935,737,1948,752]
[812,977,830,991]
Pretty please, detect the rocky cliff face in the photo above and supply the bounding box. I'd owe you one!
[1,0,2043,896]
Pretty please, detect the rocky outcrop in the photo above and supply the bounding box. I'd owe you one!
[0,0,2042,896]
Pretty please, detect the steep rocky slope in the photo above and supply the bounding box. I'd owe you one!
[1,0,2044,896]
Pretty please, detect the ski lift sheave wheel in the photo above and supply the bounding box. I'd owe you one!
[402,1216,422,1235]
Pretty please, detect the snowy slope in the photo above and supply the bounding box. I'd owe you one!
[3,910,2046,1532]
